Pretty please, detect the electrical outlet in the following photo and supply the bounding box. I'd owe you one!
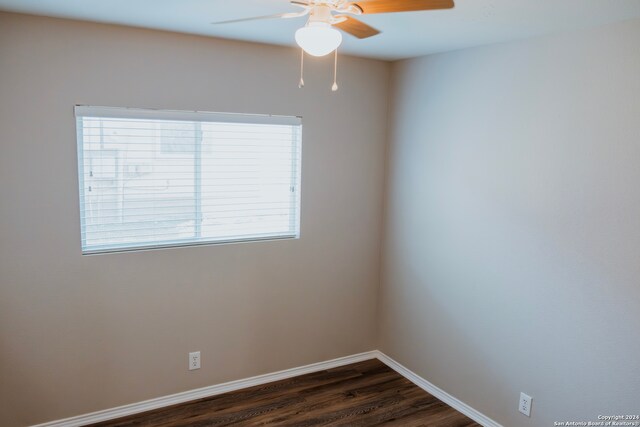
[189,351,201,371]
[519,392,532,417]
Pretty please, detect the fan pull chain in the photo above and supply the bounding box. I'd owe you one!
[332,49,339,92]
[298,48,305,89]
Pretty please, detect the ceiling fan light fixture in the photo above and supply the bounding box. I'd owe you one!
[295,22,342,57]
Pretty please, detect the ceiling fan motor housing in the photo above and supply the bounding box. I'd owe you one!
[308,4,334,24]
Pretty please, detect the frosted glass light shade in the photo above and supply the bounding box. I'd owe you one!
[295,23,342,57]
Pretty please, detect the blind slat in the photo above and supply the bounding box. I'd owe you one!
[82,226,293,242]
[82,209,293,221]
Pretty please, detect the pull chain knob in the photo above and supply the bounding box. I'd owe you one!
[298,48,305,88]
[332,49,339,92]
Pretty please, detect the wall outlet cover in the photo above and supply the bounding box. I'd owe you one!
[519,392,532,417]
[189,351,201,371]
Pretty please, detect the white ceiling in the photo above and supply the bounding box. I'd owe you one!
[1,0,639,60]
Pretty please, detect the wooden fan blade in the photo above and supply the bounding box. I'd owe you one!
[334,17,381,39]
[352,0,454,14]
[212,10,307,25]
[212,13,289,24]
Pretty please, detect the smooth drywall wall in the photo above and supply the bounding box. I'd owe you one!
[380,18,640,427]
[0,12,389,426]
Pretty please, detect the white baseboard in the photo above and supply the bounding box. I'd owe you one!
[33,350,501,427]
[375,351,503,427]
[31,351,378,427]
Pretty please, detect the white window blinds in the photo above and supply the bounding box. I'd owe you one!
[75,106,302,254]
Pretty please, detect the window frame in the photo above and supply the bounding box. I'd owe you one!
[75,105,302,255]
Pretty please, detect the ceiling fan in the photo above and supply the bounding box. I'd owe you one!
[213,0,455,90]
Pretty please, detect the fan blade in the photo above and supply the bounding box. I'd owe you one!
[334,17,380,39]
[351,0,454,14]
[212,10,306,25]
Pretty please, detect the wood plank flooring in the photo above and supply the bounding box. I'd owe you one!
[90,359,480,427]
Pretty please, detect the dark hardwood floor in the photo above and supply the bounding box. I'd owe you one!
[90,359,480,427]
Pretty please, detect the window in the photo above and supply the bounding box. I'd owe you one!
[75,106,302,254]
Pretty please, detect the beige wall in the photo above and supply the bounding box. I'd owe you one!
[380,18,640,426]
[0,13,390,426]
